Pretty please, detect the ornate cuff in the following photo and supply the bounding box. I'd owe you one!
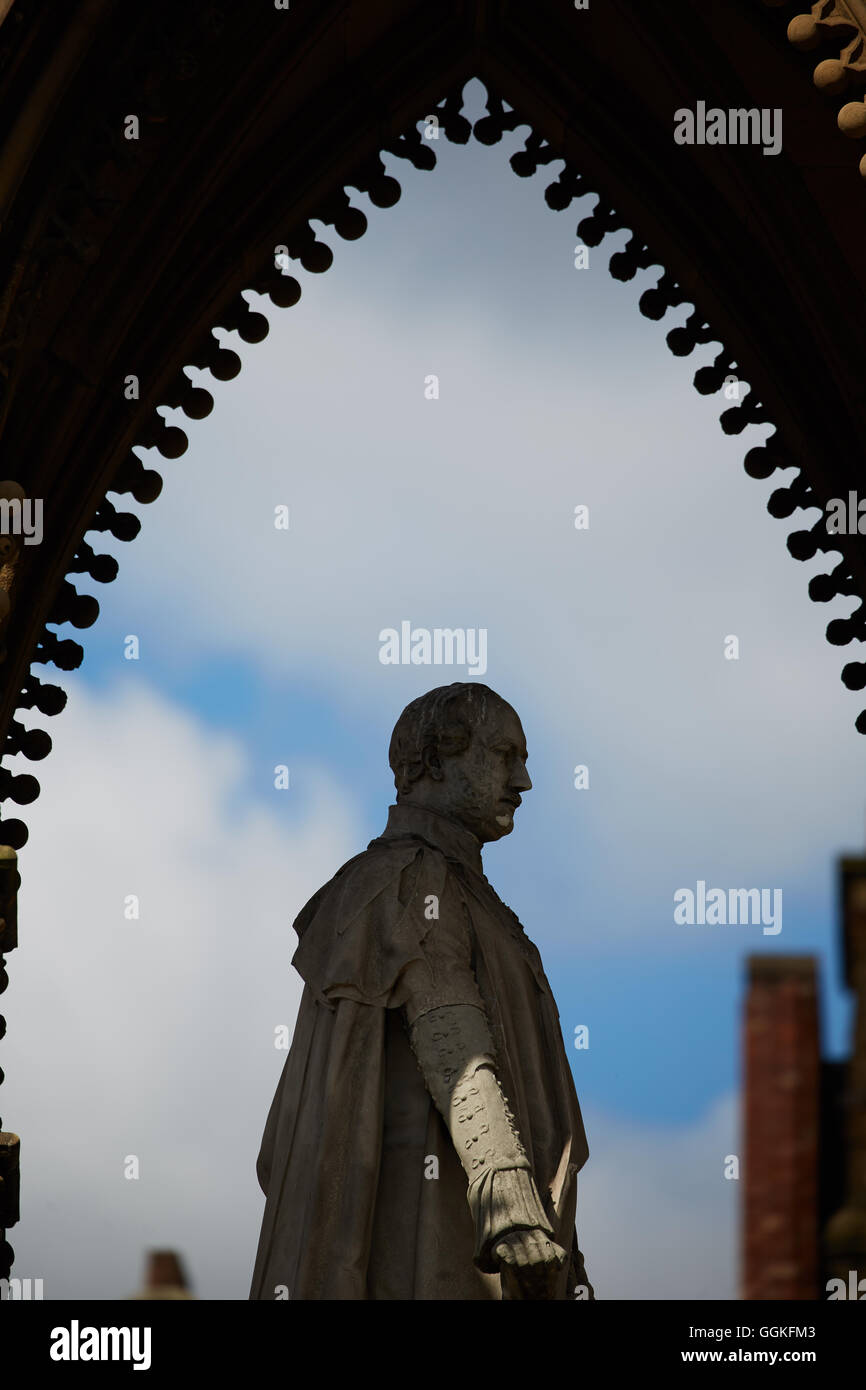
[469,1165,555,1273]
[408,1004,554,1272]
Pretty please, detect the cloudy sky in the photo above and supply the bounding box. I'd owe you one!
[4,80,864,1300]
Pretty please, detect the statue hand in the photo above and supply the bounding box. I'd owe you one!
[493,1228,567,1299]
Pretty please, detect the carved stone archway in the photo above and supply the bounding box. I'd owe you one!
[0,0,865,1277]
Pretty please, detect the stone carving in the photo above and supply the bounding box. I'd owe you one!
[779,1,866,173]
[250,683,592,1300]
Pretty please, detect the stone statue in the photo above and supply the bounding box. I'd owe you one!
[250,683,592,1300]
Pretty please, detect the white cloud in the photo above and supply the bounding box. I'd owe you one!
[4,679,361,1298]
[578,1092,739,1299]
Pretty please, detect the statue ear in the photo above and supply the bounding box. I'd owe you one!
[421,745,444,782]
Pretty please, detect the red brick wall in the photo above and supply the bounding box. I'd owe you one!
[742,956,819,1299]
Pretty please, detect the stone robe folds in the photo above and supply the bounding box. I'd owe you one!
[250,802,591,1300]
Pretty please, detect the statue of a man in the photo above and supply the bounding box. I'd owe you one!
[250,683,592,1300]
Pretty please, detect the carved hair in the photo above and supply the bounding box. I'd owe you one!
[388,683,501,796]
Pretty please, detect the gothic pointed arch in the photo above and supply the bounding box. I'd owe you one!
[0,0,864,833]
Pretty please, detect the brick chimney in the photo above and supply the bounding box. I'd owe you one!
[129,1249,195,1300]
[742,955,820,1298]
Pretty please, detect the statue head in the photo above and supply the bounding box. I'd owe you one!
[388,683,532,843]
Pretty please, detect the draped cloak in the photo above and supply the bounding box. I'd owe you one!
[249,802,590,1300]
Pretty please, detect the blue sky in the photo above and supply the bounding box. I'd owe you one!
[5,80,864,1300]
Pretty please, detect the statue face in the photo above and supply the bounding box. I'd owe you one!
[430,699,532,843]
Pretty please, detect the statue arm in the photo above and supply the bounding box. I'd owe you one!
[407,1000,556,1273]
[395,864,566,1285]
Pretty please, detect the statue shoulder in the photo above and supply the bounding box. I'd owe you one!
[290,838,454,1004]
[292,837,433,939]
